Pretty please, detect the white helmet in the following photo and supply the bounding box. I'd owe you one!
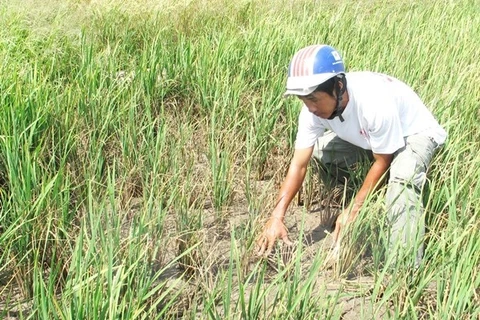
[284,44,345,96]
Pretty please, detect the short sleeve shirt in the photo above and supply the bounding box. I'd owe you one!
[294,72,447,154]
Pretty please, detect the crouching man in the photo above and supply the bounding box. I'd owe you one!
[257,45,446,267]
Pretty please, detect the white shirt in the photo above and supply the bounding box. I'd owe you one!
[294,72,447,154]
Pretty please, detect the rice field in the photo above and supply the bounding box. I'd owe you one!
[0,0,479,319]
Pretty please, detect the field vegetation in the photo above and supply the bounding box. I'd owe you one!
[0,0,479,318]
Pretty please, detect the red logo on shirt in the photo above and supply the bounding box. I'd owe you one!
[360,129,370,139]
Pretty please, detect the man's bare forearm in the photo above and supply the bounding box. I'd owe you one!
[271,164,308,220]
[271,147,313,220]
[351,153,393,214]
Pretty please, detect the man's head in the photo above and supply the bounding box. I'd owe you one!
[285,45,348,122]
[297,76,347,119]
[284,44,345,97]
[284,45,347,120]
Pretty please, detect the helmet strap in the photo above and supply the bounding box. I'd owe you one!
[328,75,347,122]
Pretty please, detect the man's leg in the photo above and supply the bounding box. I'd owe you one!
[386,134,439,267]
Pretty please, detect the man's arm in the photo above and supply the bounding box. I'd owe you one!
[272,146,314,220]
[257,146,313,255]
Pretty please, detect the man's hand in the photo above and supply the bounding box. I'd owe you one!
[257,217,293,256]
[255,147,312,257]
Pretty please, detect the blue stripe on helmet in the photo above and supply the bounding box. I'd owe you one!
[312,46,345,74]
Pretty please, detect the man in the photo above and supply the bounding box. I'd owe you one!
[257,44,447,266]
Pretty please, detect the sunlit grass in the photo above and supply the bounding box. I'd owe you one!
[0,0,478,318]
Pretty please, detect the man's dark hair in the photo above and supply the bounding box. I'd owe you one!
[313,77,336,97]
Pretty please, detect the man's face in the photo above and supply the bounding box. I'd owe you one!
[298,91,336,119]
